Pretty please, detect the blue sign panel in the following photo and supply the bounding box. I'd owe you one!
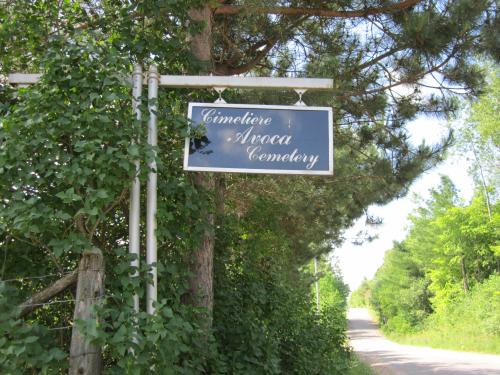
[184,103,333,175]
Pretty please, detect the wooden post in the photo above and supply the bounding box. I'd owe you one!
[69,248,105,375]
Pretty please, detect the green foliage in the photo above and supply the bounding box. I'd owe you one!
[213,208,351,374]
[315,258,349,313]
[426,273,500,344]
[469,65,500,147]
[370,179,498,332]
[369,242,431,332]
[0,12,211,372]
[429,194,498,308]
[352,176,499,353]
[0,283,67,374]
[454,63,500,193]
[278,305,350,375]
[0,33,138,266]
[392,274,500,354]
[74,249,224,375]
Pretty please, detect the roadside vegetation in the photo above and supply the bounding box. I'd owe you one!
[390,275,500,353]
[351,67,500,354]
[347,356,376,375]
[352,185,500,354]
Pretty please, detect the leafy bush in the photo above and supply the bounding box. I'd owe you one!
[213,242,351,375]
[416,274,500,351]
[70,248,224,375]
[0,283,67,374]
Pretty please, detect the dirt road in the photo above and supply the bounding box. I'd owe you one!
[348,308,500,375]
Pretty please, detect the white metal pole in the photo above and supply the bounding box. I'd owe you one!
[130,65,142,314]
[314,257,320,313]
[146,65,159,314]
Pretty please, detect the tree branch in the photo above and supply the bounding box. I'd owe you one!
[215,40,276,75]
[17,269,78,318]
[214,0,421,17]
[343,46,459,99]
[88,187,128,240]
[214,14,309,75]
[356,46,405,71]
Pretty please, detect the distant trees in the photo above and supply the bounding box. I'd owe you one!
[354,174,498,331]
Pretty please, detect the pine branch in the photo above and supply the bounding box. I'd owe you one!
[214,15,308,75]
[356,46,405,71]
[343,46,459,99]
[214,0,421,17]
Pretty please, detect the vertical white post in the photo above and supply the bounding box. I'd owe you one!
[130,65,142,314]
[314,257,320,313]
[146,65,159,314]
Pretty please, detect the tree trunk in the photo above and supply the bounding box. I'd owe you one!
[186,3,215,325]
[470,142,492,220]
[188,4,213,74]
[215,176,225,219]
[460,256,469,292]
[214,0,420,17]
[69,248,105,375]
[187,173,215,323]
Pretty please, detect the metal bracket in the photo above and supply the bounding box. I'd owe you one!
[214,87,227,103]
[294,89,307,106]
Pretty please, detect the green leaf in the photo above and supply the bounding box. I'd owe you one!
[55,188,82,203]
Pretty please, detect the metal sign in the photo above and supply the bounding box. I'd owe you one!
[184,103,333,175]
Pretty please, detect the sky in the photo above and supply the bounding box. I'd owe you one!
[334,115,475,292]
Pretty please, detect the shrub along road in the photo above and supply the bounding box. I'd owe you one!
[348,308,500,375]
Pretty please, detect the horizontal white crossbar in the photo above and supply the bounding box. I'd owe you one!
[159,75,334,90]
[6,73,334,91]
[7,73,42,84]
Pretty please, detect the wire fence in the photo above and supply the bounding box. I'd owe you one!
[47,325,73,331]
[20,296,103,309]
[16,296,105,331]
[1,272,74,283]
